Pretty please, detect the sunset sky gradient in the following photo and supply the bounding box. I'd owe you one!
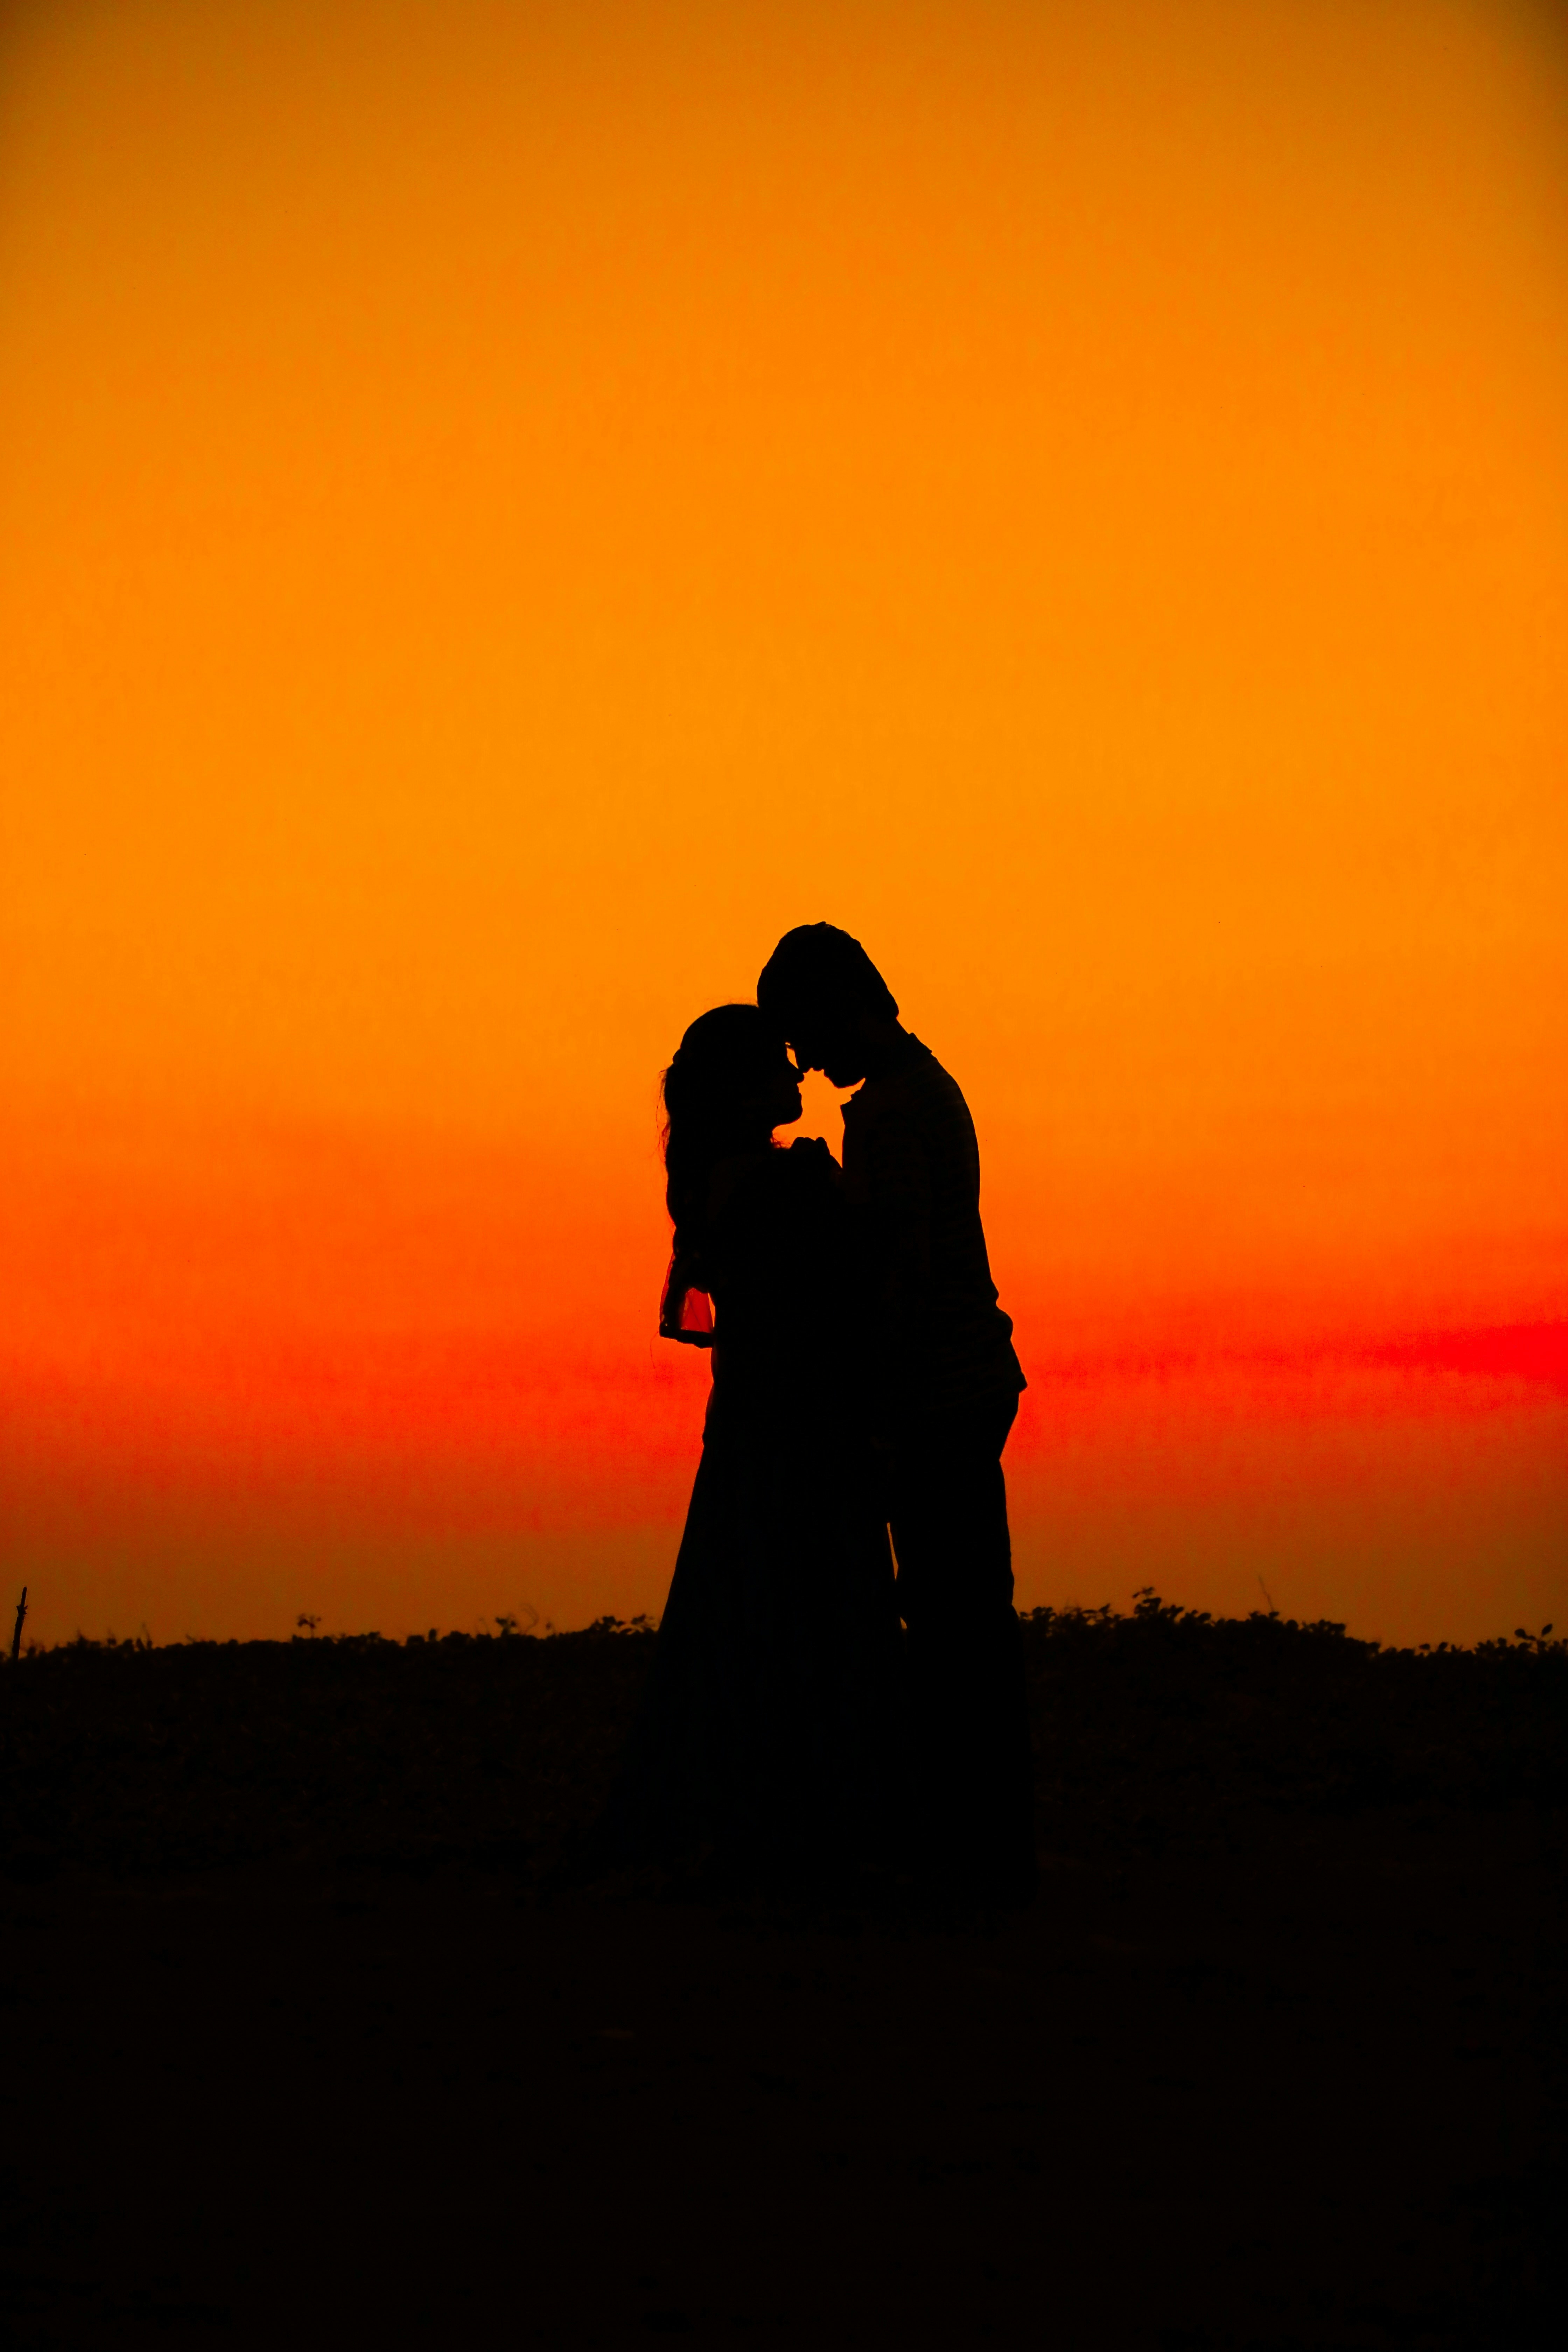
[3,0,1566,1646]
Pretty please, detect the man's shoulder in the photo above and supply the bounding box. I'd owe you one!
[841,1041,975,1174]
[892,1037,975,1133]
[903,1035,963,1092]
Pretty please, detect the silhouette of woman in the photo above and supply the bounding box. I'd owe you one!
[606,1004,899,1878]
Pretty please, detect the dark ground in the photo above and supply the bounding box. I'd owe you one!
[2,1598,1563,2350]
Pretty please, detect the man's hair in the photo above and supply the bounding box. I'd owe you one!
[756,923,898,1028]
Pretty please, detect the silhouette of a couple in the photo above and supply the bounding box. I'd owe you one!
[609,925,1034,1903]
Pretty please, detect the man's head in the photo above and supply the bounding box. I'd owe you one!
[756,923,903,1087]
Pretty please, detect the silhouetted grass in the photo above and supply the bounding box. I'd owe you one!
[1022,1589,1566,1858]
[1,1594,1562,1880]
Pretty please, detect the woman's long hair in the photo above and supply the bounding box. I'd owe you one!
[658,1003,783,1341]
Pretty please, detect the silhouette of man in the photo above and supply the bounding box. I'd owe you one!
[757,924,1034,1899]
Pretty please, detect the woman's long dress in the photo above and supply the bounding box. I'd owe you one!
[610,1138,900,1874]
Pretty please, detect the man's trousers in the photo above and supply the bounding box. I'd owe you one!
[888,1393,1034,1893]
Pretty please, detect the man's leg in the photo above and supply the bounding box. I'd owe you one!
[890,1397,1034,1893]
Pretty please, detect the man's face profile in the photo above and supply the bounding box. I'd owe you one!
[786,996,868,1090]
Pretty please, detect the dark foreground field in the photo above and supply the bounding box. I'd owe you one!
[2,1598,1564,2350]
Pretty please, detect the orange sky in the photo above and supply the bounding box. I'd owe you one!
[3,0,1566,1646]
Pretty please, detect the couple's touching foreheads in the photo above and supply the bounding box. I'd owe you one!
[603,923,1034,1906]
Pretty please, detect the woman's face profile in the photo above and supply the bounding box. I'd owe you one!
[751,1052,804,1135]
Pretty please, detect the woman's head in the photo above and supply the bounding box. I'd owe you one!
[661,1003,802,1235]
